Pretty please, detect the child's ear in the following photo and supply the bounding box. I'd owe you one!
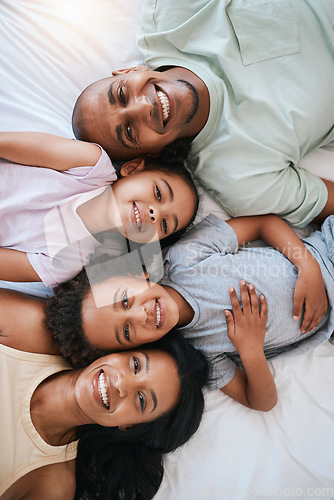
[120,159,146,177]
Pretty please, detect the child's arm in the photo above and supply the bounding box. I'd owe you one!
[0,131,101,170]
[0,248,41,281]
[226,215,328,334]
[221,281,277,412]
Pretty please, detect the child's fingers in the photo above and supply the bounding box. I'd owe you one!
[228,286,242,317]
[239,281,251,311]
[247,283,259,312]
[300,310,317,334]
[225,310,235,339]
[259,294,267,320]
[292,293,303,321]
[300,317,312,334]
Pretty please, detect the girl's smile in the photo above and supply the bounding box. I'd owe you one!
[131,202,143,232]
[109,169,197,243]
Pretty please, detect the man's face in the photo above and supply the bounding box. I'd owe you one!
[72,66,205,160]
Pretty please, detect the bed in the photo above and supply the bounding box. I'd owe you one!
[1,1,333,498]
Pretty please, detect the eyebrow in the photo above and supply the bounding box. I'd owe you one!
[161,179,178,233]
[115,329,123,346]
[116,124,131,150]
[108,83,116,105]
[150,390,158,413]
[172,216,178,234]
[162,179,174,200]
[143,352,150,373]
[113,287,125,346]
[143,352,158,412]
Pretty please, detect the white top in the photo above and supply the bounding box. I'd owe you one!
[0,145,117,287]
[0,343,77,496]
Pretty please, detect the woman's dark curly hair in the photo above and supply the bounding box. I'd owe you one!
[74,331,210,500]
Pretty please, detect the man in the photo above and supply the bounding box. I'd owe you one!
[72,0,334,228]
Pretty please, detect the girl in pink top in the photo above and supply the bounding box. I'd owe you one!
[0,132,198,287]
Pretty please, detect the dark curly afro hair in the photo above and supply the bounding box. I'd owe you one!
[43,271,108,368]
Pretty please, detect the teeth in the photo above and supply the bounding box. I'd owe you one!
[157,90,170,123]
[133,203,142,231]
[98,371,110,409]
[155,301,161,327]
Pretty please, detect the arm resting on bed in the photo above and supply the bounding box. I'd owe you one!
[0,131,101,170]
[0,248,41,282]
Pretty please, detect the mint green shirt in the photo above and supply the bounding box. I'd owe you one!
[138,0,334,227]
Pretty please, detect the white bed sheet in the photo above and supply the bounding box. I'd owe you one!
[0,1,333,499]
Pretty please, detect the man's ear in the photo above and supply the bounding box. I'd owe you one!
[112,65,148,76]
[120,158,145,177]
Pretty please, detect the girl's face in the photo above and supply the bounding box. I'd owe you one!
[82,276,179,350]
[109,169,196,243]
[75,349,180,428]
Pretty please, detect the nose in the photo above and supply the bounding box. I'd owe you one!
[127,95,152,121]
[148,205,160,223]
[114,369,140,399]
[113,372,129,398]
[131,305,148,324]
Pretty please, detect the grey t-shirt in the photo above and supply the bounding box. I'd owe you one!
[161,215,334,389]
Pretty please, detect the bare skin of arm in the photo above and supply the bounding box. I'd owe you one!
[0,288,59,354]
[2,460,76,500]
[0,131,101,170]
[313,178,334,223]
[221,282,277,412]
[226,214,328,334]
[0,248,42,282]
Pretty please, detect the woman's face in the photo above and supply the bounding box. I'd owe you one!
[82,275,180,349]
[75,349,180,428]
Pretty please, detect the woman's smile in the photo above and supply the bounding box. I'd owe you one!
[95,370,110,410]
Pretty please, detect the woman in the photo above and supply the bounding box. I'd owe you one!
[0,331,209,499]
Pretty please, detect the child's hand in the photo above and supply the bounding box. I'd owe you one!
[293,259,328,334]
[225,281,267,358]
